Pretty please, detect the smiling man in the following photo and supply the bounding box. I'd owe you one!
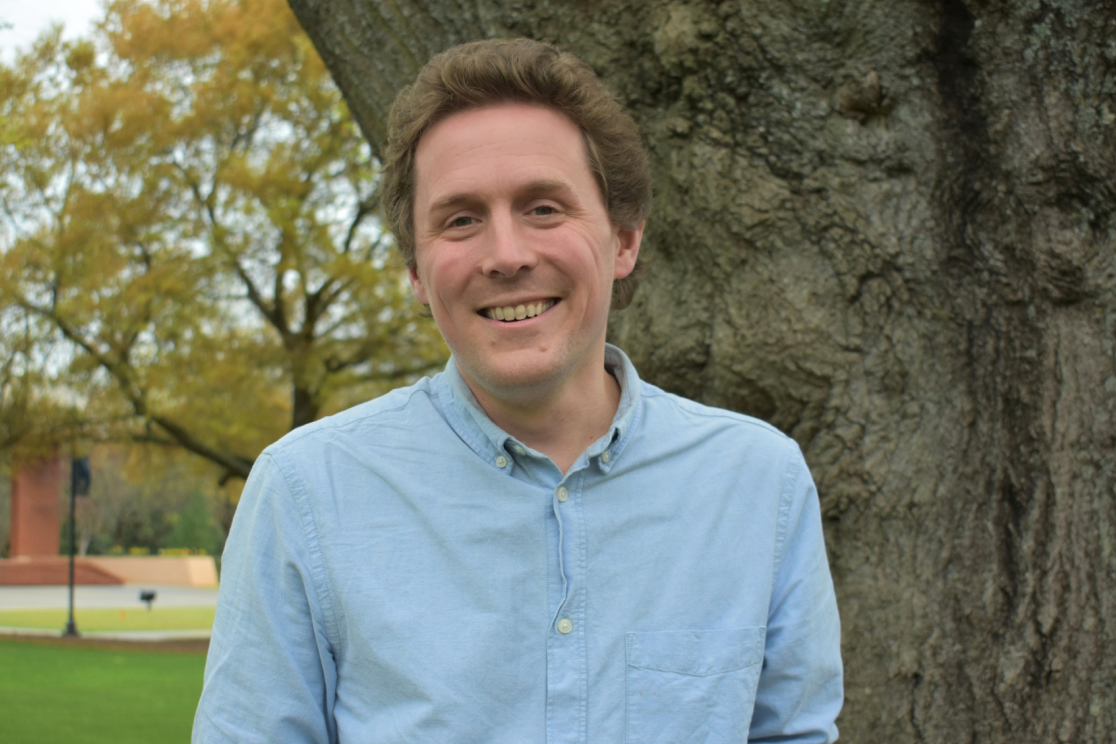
[194,39,843,744]
[408,102,640,474]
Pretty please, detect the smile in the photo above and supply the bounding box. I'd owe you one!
[482,299,557,323]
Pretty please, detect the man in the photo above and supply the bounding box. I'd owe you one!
[194,38,842,743]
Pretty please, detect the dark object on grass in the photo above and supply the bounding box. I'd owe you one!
[139,590,157,612]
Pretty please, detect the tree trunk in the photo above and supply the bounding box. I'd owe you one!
[286,0,1116,740]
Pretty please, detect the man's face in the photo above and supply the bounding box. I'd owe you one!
[409,103,642,402]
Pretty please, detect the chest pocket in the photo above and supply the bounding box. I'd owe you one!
[625,627,766,744]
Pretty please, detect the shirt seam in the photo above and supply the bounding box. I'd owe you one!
[266,452,345,657]
[771,440,802,580]
[575,474,589,742]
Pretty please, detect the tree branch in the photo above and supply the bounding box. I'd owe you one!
[233,259,287,337]
[149,415,254,480]
[327,358,441,380]
[341,194,380,255]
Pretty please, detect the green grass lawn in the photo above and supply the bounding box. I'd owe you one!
[0,606,215,632]
[0,637,206,743]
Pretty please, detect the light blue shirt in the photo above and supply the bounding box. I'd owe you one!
[194,345,842,743]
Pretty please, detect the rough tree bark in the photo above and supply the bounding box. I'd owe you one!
[285,0,1116,741]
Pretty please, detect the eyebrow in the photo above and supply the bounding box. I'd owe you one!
[427,179,576,217]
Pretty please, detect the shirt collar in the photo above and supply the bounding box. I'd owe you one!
[434,343,641,474]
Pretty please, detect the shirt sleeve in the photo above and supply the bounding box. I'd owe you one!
[193,453,338,744]
[748,443,844,743]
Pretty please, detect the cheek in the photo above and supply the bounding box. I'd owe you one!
[547,229,614,280]
[423,258,474,313]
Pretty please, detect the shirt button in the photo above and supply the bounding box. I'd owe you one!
[512,444,525,455]
[601,450,611,464]
[556,487,568,502]
[557,618,573,634]
[495,456,508,468]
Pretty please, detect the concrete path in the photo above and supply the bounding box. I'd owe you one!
[0,584,220,610]
[0,626,210,641]
[0,624,210,642]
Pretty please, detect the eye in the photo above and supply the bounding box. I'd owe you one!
[450,216,475,228]
[531,205,558,216]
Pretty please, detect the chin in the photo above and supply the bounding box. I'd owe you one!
[475,363,560,394]
[459,353,568,399]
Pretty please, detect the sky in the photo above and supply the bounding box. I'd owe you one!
[0,0,105,62]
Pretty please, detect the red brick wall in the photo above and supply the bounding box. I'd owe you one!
[10,456,63,557]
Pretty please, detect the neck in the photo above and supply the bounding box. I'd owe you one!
[461,348,620,475]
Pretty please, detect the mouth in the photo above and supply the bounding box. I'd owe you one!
[481,299,558,323]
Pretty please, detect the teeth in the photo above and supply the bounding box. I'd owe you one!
[484,300,555,322]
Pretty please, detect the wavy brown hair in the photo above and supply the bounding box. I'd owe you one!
[381,38,652,309]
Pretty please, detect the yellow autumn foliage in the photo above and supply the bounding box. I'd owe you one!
[0,0,446,479]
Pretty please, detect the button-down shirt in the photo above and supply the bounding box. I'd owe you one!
[193,345,842,743]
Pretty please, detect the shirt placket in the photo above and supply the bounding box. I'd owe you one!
[546,469,588,744]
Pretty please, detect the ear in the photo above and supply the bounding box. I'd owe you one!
[613,221,644,280]
[408,264,429,305]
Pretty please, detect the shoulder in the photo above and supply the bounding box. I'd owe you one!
[261,375,444,464]
[637,380,796,454]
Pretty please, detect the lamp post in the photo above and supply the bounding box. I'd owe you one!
[62,456,90,638]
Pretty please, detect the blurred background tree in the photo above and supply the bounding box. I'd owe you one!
[64,446,227,558]
[0,0,446,502]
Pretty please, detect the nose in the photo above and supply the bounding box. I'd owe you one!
[479,211,537,277]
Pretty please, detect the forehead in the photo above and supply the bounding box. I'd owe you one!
[412,103,597,206]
